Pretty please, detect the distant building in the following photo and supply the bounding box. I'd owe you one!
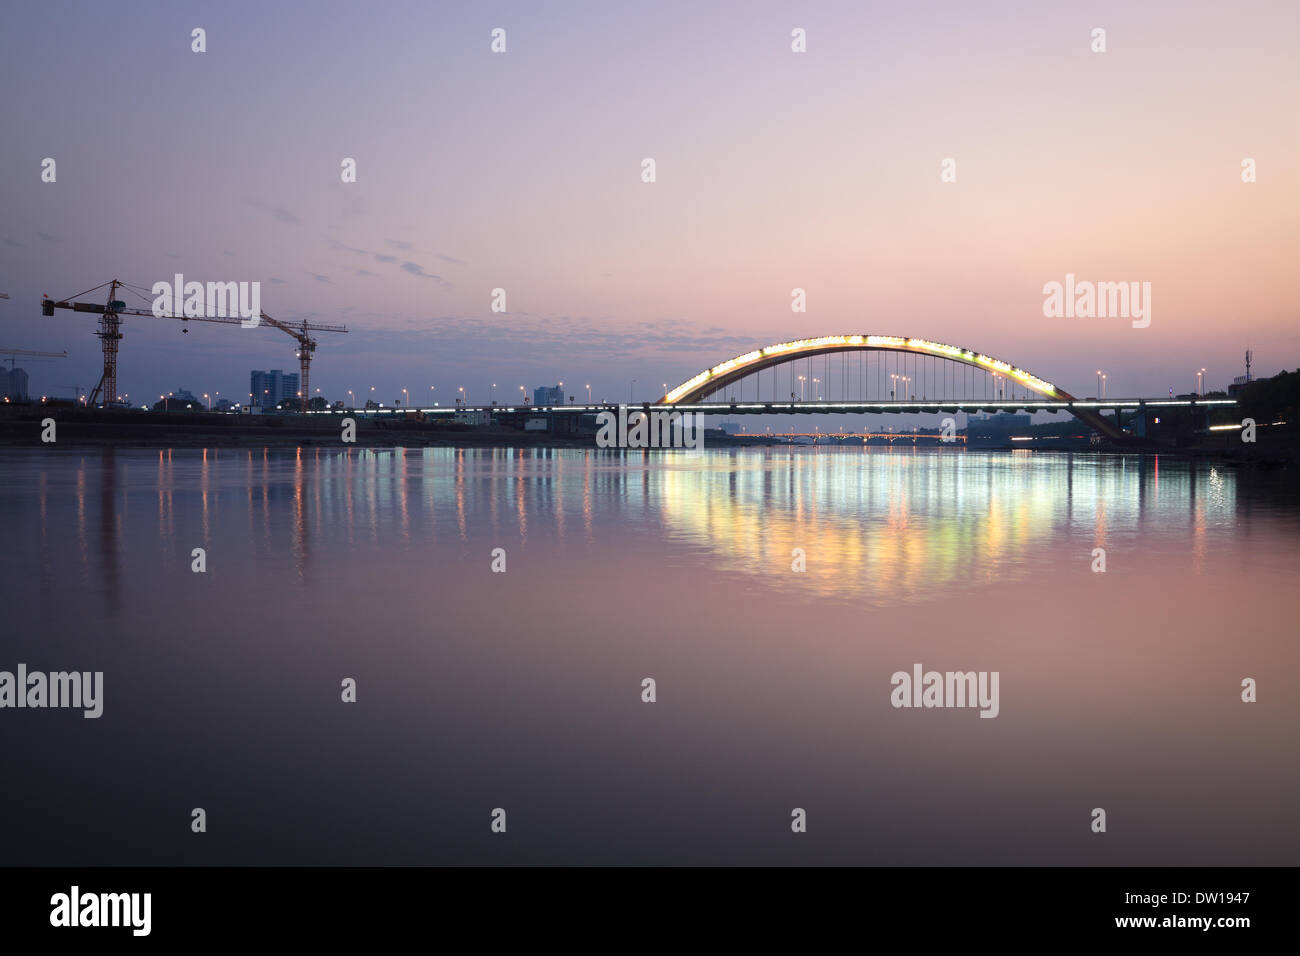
[250,369,300,408]
[1227,373,1271,398]
[967,413,1032,443]
[970,412,1031,429]
[533,385,564,406]
[154,388,203,411]
[718,421,741,435]
[1,367,29,401]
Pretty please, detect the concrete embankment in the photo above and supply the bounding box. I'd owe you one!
[0,407,595,448]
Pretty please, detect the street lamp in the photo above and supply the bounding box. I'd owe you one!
[402,387,409,408]
[520,385,526,405]
[1101,374,1107,399]
[798,375,806,401]
[204,392,210,410]
[491,383,496,404]
[890,373,898,400]
[348,389,354,408]
[901,376,911,400]
[1197,368,1206,396]
[812,377,820,401]
[586,384,592,403]
[458,386,465,405]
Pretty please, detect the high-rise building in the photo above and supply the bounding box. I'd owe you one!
[1,367,29,401]
[250,369,300,408]
[533,385,564,406]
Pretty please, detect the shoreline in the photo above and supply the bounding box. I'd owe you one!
[3,407,1294,466]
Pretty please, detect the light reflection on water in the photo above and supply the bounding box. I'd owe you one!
[2,446,1298,865]
[12,446,1274,607]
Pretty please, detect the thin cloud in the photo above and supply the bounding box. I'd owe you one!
[248,199,300,224]
[400,261,442,281]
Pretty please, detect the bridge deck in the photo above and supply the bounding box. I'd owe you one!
[338,398,1237,417]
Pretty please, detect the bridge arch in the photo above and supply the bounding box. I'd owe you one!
[657,335,1119,437]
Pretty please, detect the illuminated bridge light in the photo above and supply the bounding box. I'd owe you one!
[662,334,1062,404]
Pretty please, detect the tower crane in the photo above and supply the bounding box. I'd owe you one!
[41,279,347,411]
[1,347,67,370]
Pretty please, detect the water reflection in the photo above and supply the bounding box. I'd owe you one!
[12,446,1297,613]
[4,445,1299,867]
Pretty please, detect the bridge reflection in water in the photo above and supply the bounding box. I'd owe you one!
[652,447,1236,605]
[8,445,1298,867]
[34,446,1244,610]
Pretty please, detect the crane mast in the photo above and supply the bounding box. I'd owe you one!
[42,279,346,411]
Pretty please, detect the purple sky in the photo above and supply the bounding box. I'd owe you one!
[2,0,1297,409]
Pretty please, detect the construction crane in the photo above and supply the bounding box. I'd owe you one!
[41,278,347,411]
[1,347,67,370]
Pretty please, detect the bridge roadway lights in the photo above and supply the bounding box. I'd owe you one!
[403,397,1236,438]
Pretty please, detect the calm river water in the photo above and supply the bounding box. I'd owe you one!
[2,446,1297,864]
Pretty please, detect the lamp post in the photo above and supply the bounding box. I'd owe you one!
[798,375,806,401]
[890,373,898,400]
[813,377,821,401]
[348,389,354,409]
[491,383,496,404]
[519,385,526,405]
[1197,368,1206,396]
[204,392,210,410]
[402,387,409,409]
[458,386,465,406]
[1101,374,1107,400]
[586,384,591,403]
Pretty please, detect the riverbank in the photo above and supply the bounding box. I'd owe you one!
[2,406,1295,465]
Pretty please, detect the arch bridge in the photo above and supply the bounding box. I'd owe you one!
[657,335,1124,438]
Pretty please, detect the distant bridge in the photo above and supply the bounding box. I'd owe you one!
[650,335,1235,439]
[362,396,1236,420]
[744,431,968,444]
[329,334,1240,440]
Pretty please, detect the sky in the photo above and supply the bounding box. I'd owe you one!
[1,0,1297,411]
